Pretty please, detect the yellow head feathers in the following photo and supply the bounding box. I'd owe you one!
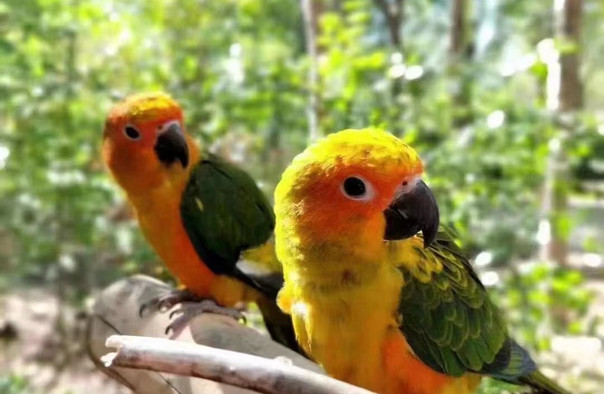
[102,92,196,196]
[298,128,422,172]
[276,128,423,208]
[274,128,426,265]
[107,92,182,124]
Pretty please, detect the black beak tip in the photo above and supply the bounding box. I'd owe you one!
[178,152,189,168]
[422,221,438,248]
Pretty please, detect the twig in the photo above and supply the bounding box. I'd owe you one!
[102,335,374,394]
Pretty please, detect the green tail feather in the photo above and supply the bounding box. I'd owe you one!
[518,370,571,394]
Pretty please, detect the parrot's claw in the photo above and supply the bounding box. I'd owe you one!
[165,300,246,338]
[139,289,201,318]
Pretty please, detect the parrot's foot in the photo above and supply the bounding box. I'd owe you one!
[139,289,201,317]
[165,300,246,338]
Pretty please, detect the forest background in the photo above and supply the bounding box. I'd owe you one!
[1,0,603,393]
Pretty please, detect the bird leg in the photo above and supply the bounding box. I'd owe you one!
[165,299,246,338]
[138,288,201,317]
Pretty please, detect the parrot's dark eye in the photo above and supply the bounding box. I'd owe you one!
[124,125,141,140]
[344,177,366,196]
[342,176,374,201]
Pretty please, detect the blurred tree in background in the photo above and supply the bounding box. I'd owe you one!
[1,0,603,392]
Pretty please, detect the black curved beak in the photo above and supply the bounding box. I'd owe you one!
[383,180,439,248]
[154,123,189,168]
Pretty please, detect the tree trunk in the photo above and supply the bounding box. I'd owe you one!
[560,0,583,111]
[373,0,404,49]
[450,0,467,61]
[300,0,322,141]
[372,0,404,134]
[542,0,583,266]
[449,0,474,128]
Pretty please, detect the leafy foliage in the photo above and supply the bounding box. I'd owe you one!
[0,374,29,394]
[0,0,603,390]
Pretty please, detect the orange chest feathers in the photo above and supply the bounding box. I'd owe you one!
[131,182,256,306]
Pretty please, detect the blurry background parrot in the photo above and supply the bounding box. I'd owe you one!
[274,128,569,394]
[102,92,299,352]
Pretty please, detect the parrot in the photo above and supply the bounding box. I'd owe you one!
[273,128,569,394]
[102,92,299,352]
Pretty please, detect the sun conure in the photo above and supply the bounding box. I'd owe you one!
[102,92,299,352]
[274,128,569,394]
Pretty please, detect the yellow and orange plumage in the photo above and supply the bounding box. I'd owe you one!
[104,93,242,302]
[275,128,568,394]
[103,92,299,351]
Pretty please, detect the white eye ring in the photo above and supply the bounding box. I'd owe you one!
[341,176,375,202]
[123,125,141,140]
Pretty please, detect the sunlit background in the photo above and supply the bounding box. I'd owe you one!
[1,0,603,393]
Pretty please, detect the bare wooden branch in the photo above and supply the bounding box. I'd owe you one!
[87,275,321,393]
[103,335,374,394]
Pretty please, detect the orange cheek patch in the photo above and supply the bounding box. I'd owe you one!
[292,166,404,240]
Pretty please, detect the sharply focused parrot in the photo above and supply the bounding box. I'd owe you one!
[274,128,569,394]
[102,92,299,351]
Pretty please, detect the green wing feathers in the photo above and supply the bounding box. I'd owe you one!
[180,153,275,277]
[397,229,568,393]
[396,231,531,376]
[180,153,306,357]
[180,153,286,300]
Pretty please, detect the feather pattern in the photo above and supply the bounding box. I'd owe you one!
[395,229,537,380]
[180,152,279,297]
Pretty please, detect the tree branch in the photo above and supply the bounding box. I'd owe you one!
[87,275,322,393]
[102,335,374,394]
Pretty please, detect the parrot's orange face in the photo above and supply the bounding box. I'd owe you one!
[275,129,439,250]
[103,92,191,194]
